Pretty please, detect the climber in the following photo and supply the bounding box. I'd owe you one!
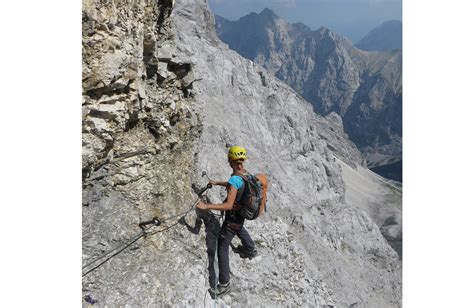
[196,146,259,299]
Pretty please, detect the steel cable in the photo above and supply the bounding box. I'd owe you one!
[82,195,205,277]
[82,225,153,271]
[82,230,148,277]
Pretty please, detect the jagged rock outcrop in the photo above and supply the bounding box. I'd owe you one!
[215,10,402,170]
[356,20,402,52]
[215,8,311,75]
[82,0,401,307]
[82,0,203,304]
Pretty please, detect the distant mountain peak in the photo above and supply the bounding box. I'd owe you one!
[259,8,279,19]
[316,26,334,37]
[313,26,350,45]
[315,26,343,38]
[356,20,402,51]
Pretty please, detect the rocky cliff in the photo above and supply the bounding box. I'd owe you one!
[82,0,203,303]
[82,0,401,306]
[215,10,402,170]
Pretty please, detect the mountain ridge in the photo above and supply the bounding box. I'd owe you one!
[215,9,402,171]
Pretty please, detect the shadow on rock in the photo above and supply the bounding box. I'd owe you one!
[179,207,221,287]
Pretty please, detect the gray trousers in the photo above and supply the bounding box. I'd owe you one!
[217,219,255,284]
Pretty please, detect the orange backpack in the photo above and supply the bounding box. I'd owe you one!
[256,173,268,217]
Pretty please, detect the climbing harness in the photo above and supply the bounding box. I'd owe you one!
[82,183,212,277]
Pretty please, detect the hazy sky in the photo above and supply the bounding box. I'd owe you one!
[209,0,402,42]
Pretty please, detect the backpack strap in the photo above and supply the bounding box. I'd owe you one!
[232,172,248,205]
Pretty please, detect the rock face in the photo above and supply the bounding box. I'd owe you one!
[214,10,402,170]
[356,20,402,52]
[82,0,203,303]
[82,0,401,307]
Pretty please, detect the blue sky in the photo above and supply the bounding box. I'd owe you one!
[209,0,402,42]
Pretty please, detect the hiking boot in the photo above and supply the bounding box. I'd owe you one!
[208,281,231,299]
[235,245,257,259]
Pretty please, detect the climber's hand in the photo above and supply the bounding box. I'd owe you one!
[196,200,208,210]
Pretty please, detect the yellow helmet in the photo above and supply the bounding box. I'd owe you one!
[228,146,247,161]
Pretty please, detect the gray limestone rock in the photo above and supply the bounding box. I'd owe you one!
[82,0,401,307]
